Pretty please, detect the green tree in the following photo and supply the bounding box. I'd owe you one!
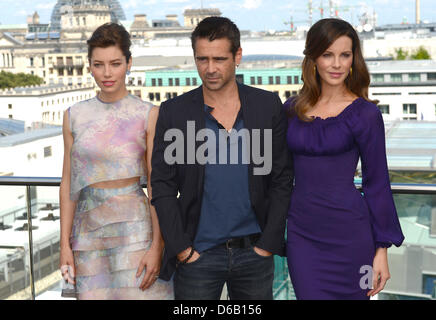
[393,48,408,60]
[0,71,43,89]
[410,46,431,60]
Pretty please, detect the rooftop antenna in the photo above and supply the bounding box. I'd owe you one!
[308,0,313,26]
[320,0,324,19]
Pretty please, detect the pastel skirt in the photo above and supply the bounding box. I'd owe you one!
[70,183,174,300]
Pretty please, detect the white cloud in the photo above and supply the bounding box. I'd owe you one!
[242,0,262,10]
[124,0,157,9]
[36,2,56,10]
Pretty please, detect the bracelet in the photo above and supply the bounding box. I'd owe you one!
[180,247,194,265]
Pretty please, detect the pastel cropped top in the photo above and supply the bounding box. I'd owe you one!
[68,94,153,201]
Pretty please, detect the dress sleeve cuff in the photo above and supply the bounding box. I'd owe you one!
[375,242,392,249]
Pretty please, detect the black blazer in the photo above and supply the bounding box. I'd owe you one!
[151,82,294,280]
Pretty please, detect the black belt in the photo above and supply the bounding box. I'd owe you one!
[220,234,261,249]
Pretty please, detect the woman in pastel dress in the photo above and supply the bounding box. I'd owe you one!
[59,23,173,300]
[285,19,405,300]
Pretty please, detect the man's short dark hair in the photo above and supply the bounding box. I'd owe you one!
[191,17,241,57]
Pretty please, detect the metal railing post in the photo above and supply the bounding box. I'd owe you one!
[25,185,36,300]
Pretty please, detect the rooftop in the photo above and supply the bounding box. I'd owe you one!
[0,83,95,96]
[183,8,222,16]
[385,121,436,171]
[367,59,436,73]
[0,126,62,147]
[0,118,25,136]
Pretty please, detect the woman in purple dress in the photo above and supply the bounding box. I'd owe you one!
[285,19,405,300]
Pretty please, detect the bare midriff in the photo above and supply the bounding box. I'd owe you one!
[89,177,140,189]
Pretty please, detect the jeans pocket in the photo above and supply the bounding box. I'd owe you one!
[180,251,205,267]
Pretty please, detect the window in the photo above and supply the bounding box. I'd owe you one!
[149,93,155,101]
[275,76,281,85]
[44,146,52,158]
[287,76,292,84]
[294,76,299,84]
[158,79,163,86]
[427,73,436,80]
[58,68,64,76]
[165,92,171,100]
[172,92,178,98]
[372,74,384,82]
[30,57,34,67]
[156,93,161,101]
[257,76,262,85]
[8,104,12,109]
[8,114,12,119]
[152,79,156,86]
[269,76,274,85]
[236,74,244,83]
[169,78,173,86]
[408,73,420,82]
[134,90,141,98]
[77,68,83,76]
[403,103,417,116]
[186,78,191,86]
[390,74,402,82]
[285,91,291,99]
[175,78,180,86]
[378,104,390,114]
[250,77,255,85]
[138,79,142,86]
[193,78,197,86]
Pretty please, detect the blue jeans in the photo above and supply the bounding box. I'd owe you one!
[174,245,274,300]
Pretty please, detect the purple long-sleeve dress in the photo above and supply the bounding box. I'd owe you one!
[285,97,404,300]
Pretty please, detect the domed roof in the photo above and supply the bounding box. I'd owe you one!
[50,0,126,31]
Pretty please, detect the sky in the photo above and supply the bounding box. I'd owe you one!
[0,0,435,32]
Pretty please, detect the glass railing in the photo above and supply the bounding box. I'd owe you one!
[0,177,435,300]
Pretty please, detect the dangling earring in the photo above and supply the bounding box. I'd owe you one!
[313,65,317,76]
[350,67,353,76]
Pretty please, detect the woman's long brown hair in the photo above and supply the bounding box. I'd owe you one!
[291,18,377,121]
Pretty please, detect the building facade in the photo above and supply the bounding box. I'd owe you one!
[0,84,95,126]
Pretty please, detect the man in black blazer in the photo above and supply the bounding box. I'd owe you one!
[151,17,293,300]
